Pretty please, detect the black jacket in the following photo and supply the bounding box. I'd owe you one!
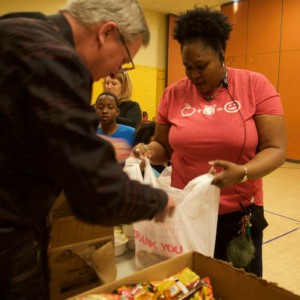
[117,100,141,129]
[0,12,168,227]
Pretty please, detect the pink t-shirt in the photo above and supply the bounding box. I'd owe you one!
[157,68,284,214]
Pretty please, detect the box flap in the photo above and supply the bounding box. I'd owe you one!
[192,252,300,300]
[89,242,117,284]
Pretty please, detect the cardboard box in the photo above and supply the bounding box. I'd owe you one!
[50,191,72,214]
[49,211,114,248]
[49,236,116,300]
[68,251,300,300]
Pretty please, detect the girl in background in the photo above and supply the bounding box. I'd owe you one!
[105,72,141,129]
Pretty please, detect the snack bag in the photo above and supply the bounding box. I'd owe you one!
[75,294,123,300]
[150,268,200,299]
[177,277,214,300]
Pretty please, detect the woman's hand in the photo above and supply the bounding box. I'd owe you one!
[131,143,152,172]
[131,143,151,159]
[209,160,245,189]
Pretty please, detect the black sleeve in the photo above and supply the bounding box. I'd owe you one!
[117,101,142,129]
[22,47,168,225]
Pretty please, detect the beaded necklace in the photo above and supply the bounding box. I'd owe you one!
[203,82,223,102]
[203,68,228,101]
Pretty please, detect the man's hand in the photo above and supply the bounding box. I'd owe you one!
[153,196,175,223]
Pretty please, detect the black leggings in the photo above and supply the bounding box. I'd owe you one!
[214,205,264,277]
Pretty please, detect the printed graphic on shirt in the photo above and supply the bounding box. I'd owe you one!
[203,105,216,115]
[224,101,241,113]
[181,103,196,116]
[181,101,241,117]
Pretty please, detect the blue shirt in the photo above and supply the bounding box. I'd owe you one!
[97,124,136,146]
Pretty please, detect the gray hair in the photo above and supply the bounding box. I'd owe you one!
[60,0,150,46]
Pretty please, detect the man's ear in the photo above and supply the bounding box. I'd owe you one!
[94,104,97,111]
[117,108,120,116]
[97,21,118,46]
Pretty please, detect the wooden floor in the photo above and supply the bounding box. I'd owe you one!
[262,161,300,295]
[116,162,300,295]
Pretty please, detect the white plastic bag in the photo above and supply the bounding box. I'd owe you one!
[123,157,220,270]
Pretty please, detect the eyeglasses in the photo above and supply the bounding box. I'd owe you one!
[117,28,135,73]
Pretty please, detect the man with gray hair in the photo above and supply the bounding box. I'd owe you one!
[59,0,150,80]
[0,1,175,299]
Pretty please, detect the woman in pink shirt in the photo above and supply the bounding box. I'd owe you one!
[132,7,286,277]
